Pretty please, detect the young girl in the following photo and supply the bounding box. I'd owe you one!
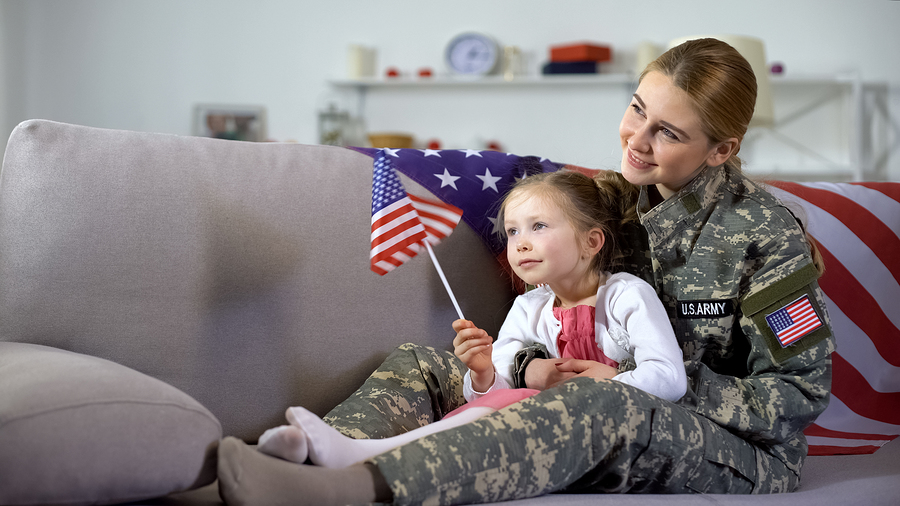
[254,170,687,469]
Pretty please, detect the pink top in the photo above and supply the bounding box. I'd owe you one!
[446,304,616,418]
[553,305,618,368]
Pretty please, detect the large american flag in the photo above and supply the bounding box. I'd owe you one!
[768,181,900,456]
[356,146,900,456]
[370,149,463,275]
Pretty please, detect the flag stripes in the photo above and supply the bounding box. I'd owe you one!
[370,197,429,275]
[409,194,463,244]
[823,294,900,394]
[771,182,900,284]
[816,245,900,367]
[831,352,900,425]
[369,150,463,276]
[854,181,900,203]
[806,423,899,444]
[768,181,900,455]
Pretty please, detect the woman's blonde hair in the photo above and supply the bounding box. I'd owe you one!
[641,38,757,171]
[497,170,639,276]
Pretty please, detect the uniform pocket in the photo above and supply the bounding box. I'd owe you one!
[685,419,757,494]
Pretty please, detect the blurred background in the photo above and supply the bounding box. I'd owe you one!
[1,0,898,180]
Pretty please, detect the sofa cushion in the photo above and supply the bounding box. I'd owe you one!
[0,342,221,506]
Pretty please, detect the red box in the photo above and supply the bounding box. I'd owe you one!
[550,43,611,63]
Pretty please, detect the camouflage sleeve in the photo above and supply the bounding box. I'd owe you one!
[696,248,836,446]
[512,343,548,388]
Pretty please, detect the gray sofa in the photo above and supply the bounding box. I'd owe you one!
[0,120,897,505]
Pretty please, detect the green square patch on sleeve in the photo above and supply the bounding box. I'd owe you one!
[742,264,832,364]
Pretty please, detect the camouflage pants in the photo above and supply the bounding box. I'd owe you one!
[324,344,796,505]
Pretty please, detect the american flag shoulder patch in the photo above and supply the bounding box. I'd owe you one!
[764,294,825,347]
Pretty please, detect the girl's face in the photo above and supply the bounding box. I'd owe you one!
[619,71,734,200]
[503,191,598,290]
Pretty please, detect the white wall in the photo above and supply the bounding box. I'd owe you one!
[2,0,898,179]
[0,0,26,159]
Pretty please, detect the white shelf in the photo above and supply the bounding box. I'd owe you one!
[329,73,636,89]
[328,73,891,181]
[330,73,859,89]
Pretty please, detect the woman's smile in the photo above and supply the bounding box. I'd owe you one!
[626,149,657,171]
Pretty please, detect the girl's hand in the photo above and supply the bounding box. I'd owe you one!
[523,358,578,390]
[554,359,618,382]
[452,319,494,392]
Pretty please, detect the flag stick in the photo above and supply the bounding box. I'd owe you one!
[424,241,465,320]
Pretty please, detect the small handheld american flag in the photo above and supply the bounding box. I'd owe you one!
[370,149,465,318]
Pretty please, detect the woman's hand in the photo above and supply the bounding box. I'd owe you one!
[554,359,618,382]
[523,358,578,390]
[452,319,494,392]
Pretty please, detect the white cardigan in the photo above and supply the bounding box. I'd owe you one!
[463,272,687,402]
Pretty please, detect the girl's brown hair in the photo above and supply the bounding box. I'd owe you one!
[497,170,639,276]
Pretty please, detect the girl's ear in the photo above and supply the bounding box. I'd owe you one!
[585,228,605,257]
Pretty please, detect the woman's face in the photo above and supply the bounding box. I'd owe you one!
[619,71,728,200]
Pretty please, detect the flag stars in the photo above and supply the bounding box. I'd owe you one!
[477,168,502,192]
[382,148,401,157]
[461,149,483,158]
[434,169,461,190]
[420,149,442,157]
[488,214,502,235]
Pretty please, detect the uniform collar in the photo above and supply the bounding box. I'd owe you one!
[637,165,729,246]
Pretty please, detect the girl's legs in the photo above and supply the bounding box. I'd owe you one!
[258,405,495,468]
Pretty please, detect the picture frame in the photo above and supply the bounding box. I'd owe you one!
[192,104,267,142]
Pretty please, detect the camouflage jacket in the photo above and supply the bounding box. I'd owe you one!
[633,165,836,474]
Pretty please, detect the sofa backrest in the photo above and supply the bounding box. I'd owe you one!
[0,120,518,440]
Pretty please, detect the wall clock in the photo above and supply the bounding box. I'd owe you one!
[445,32,500,76]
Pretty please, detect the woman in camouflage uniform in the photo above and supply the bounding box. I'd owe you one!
[218,38,835,506]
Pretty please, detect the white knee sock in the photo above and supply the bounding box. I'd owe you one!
[287,405,495,468]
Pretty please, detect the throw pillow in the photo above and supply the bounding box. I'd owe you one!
[0,342,221,505]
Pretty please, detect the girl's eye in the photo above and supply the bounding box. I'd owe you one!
[630,103,644,116]
[506,228,518,236]
[533,223,547,231]
[661,128,679,140]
